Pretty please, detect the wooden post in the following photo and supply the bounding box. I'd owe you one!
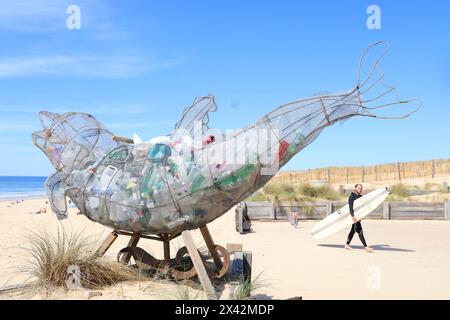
[235,206,244,234]
[163,239,171,266]
[397,162,402,181]
[383,201,390,220]
[445,202,450,220]
[96,231,118,256]
[181,230,217,300]
[361,167,365,183]
[375,166,378,181]
[120,234,140,264]
[346,168,349,184]
[200,225,223,270]
[243,251,253,285]
[432,159,436,179]
[270,201,276,220]
[422,161,425,177]
[327,169,331,183]
[326,202,333,215]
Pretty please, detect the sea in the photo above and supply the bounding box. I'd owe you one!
[0,176,47,201]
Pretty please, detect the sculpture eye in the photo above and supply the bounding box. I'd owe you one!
[44,129,53,139]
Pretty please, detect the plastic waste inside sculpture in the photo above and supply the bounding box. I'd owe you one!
[32,42,419,279]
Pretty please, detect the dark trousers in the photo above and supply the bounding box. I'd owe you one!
[346,221,368,247]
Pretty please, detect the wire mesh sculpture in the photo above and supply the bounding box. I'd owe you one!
[32,42,419,237]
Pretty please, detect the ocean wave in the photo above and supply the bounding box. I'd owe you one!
[0,191,47,200]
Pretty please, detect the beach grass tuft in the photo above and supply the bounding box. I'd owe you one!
[22,228,144,290]
[388,183,409,200]
[233,272,269,300]
[246,182,341,202]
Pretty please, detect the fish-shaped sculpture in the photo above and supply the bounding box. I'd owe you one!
[32,42,418,236]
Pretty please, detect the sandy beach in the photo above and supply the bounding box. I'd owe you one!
[1,197,450,300]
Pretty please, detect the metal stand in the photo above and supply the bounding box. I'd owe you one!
[96,226,230,282]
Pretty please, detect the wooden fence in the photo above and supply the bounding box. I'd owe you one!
[242,201,450,221]
[271,158,450,185]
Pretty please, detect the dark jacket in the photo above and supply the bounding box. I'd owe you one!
[348,192,362,217]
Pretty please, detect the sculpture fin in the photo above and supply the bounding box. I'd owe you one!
[172,94,217,140]
[45,171,69,220]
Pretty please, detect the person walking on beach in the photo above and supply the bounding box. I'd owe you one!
[345,184,374,253]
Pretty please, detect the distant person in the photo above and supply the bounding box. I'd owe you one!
[290,208,299,228]
[345,184,374,253]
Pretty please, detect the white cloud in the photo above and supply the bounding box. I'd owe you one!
[0,0,64,18]
[0,55,177,78]
[0,1,182,78]
[0,0,73,31]
[0,0,112,32]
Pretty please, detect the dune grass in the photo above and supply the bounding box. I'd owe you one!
[245,182,341,202]
[388,183,409,201]
[233,272,270,300]
[173,283,205,300]
[245,191,272,202]
[424,182,447,193]
[22,228,145,290]
[298,183,340,201]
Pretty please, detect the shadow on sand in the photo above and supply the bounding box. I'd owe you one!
[317,244,415,253]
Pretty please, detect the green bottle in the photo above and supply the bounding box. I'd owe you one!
[191,175,205,193]
[141,175,150,198]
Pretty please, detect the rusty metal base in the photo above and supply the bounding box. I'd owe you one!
[97,226,230,281]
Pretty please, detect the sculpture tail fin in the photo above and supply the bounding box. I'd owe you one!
[353,41,421,120]
[256,42,420,168]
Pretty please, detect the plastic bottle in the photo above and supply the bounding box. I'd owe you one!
[109,192,125,221]
[191,174,205,193]
[186,165,203,192]
[108,147,128,162]
[235,163,256,181]
[100,165,118,188]
[148,143,171,162]
[153,187,172,206]
[216,163,256,188]
[86,196,100,210]
[140,175,151,199]
[286,132,306,157]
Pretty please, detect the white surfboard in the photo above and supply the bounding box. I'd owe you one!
[311,187,390,240]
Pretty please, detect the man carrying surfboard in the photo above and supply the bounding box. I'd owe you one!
[345,184,374,253]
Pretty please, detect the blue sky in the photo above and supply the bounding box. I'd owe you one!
[0,0,449,176]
